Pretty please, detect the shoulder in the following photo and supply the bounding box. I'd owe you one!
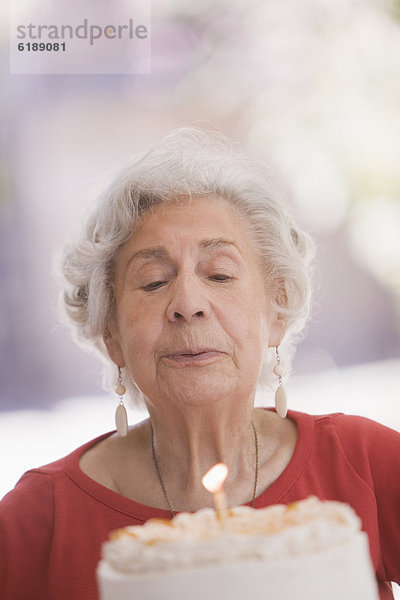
[1,431,114,506]
[305,411,400,481]
[39,430,115,474]
[287,409,400,461]
[327,413,400,467]
[325,413,400,446]
[288,409,400,439]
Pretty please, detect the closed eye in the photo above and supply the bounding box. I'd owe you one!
[141,281,167,291]
[209,274,233,282]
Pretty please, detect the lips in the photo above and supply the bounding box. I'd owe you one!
[161,348,224,366]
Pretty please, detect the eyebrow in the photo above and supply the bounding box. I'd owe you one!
[126,246,168,266]
[199,237,240,252]
[126,238,240,269]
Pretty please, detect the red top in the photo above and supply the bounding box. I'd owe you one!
[1,410,399,600]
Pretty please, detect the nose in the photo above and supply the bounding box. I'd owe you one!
[166,273,210,323]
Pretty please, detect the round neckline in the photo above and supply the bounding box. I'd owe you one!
[65,409,315,520]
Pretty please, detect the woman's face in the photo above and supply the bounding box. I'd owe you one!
[106,197,286,409]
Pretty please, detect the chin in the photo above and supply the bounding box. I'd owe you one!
[157,373,239,409]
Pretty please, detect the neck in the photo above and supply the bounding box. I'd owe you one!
[147,401,260,511]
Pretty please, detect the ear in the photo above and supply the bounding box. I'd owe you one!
[266,279,288,348]
[103,323,125,368]
[268,312,287,348]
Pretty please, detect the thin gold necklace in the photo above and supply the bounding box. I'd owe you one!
[150,422,259,518]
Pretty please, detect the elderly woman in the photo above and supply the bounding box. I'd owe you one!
[0,128,399,600]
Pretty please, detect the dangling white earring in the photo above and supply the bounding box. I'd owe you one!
[115,366,128,437]
[274,346,287,418]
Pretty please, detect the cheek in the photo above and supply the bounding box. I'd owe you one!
[116,299,163,359]
[219,288,268,351]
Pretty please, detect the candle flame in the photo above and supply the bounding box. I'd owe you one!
[201,463,228,493]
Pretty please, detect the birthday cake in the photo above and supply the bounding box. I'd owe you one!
[97,496,379,600]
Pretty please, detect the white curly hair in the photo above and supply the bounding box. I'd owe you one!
[56,127,315,406]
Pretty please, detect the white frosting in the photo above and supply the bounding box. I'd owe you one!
[102,497,362,574]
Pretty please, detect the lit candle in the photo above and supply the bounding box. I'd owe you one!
[201,463,229,529]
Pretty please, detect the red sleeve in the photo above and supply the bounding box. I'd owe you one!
[333,414,400,584]
[0,471,54,599]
